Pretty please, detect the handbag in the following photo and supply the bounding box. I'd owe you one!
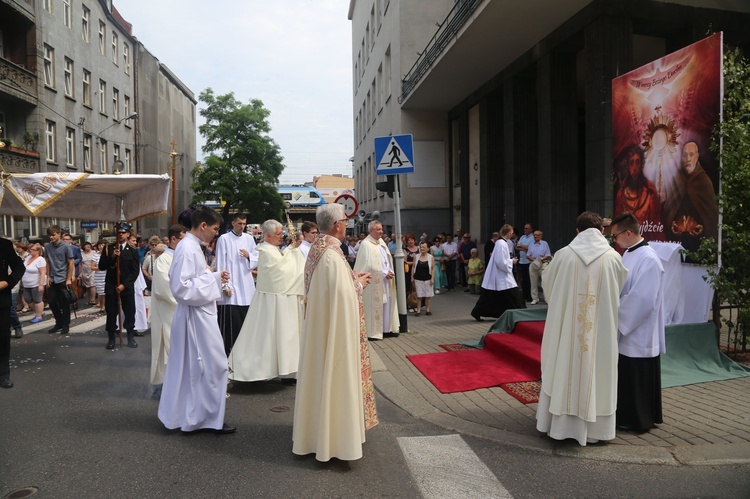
[407,288,418,308]
[63,286,78,310]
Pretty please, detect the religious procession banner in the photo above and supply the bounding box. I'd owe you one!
[611,33,722,253]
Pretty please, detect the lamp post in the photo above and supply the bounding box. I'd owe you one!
[96,112,138,140]
[170,141,178,225]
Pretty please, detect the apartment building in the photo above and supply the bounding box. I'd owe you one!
[349,0,750,252]
[0,0,195,240]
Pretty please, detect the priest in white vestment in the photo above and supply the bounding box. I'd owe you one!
[215,213,258,355]
[297,221,318,260]
[611,212,666,432]
[354,221,399,340]
[536,211,628,446]
[228,220,305,382]
[293,204,378,461]
[150,225,186,389]
[158,208,236,434]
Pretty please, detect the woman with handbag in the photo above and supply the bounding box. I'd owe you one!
[410,242,434,316]
[403,234,419,312]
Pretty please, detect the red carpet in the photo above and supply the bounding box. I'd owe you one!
[500,381,541,404]
[407,322,544,394]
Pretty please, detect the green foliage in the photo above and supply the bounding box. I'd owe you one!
[191,88,286,222]
[690,47,750,348]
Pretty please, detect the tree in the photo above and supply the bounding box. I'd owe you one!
[690,47,750,351]
[191,88,286,223]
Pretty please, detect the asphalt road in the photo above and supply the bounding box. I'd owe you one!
[2,311,749,498]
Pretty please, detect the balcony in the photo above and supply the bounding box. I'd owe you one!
[0,144,40,173]
[0,57,37,105]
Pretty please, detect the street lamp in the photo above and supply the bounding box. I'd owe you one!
[96,112,138,141]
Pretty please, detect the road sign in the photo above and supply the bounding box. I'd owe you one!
[81,221,98,229]
[374,134,414,175]
[335,194,359,219]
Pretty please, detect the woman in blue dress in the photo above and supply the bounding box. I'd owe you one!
[430,236,447,294]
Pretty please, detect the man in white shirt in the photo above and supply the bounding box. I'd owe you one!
[298,221,318,259]
[215,213,258,355]
[441,234,458,291]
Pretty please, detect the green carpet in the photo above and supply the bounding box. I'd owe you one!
[462,309,750,388]
[661,322,750,388]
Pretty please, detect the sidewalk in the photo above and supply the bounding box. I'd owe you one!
[368,287,750,465]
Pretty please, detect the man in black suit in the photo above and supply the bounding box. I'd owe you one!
[98,224,140,350]
[1,237,25,388]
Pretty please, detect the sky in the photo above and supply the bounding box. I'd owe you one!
[115,0,354,185]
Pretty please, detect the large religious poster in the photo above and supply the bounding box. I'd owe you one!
[611,33,722,253]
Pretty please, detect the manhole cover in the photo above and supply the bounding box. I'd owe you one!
[270,405,290,413]
[5,486,39,499]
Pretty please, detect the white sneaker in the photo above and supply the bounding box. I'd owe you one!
[435,289,441,295]
[531,300,539,305]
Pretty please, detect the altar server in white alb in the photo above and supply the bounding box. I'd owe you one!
[297,221,318,259]
[536,211,628,446]
[158,208,236,434]
[610,211,666,432]
[150,224,186,392]
[215,213,258,355]
[354,221,399,340]
[293,204,378,461]
[228,220,305,382]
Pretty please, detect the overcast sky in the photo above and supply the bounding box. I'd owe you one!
[116,0,354,185]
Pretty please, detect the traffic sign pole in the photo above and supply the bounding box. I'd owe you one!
[392,175,407,333]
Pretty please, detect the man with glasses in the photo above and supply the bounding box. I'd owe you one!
[98,223,141,349]
[527,230,552,305]
[298,221,318,259]
[610,211,665,433]
[536,211,628,446]
[214,213,258,355]
[515,223,535,302]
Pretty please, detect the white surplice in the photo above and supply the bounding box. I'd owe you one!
[215,231,258,306]
[150,248,176,385]
[619,244,666,358]
[298,240,311,259]
[227,243,305,381]
[536,228,628,445]
[481,237,517,291]
[157,232,228,432]
[353,235,399,339]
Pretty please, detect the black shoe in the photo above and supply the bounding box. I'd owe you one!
[127,339,138,348]
[49,325,62,334]
[383,332,400,338]
[367,337,381,341]
[14,329,23,339]
[280,378,297,385]
[133,331,144,337]
[60,326,69,335]
[106,339,116,350]
[464,288,470,292]
[181,423,236,435]
[0,378,13,389]
[471,313,484,322]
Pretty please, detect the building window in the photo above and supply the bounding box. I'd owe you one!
[124,96,132,126]
[99,139,107,173]
[43,0,52,13]
[45,120,56,162]
[29,217,39,239]
[365,24,370,61]
[98,21,106,55]
[82,69,91,106]
[83,134,92,171]
[99,80,106,115]
[125,149,132,174]
[64,58,74,98]
[111,32,118,65]
[370,8,375,50]
[123,43,130,75]
[65,128,75,167]
[63,0,72,28]
[112,88,119,120]
[43,44,54,88]
[113,144,120,169]
[377,63,383,111]
[371,79,376,124]
[82,6,90,43]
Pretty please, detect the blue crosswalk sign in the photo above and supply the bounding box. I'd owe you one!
[374,134,414,175]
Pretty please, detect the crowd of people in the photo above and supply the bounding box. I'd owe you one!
[0,205,665,457]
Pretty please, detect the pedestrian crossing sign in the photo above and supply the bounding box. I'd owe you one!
[374,134,414,175]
